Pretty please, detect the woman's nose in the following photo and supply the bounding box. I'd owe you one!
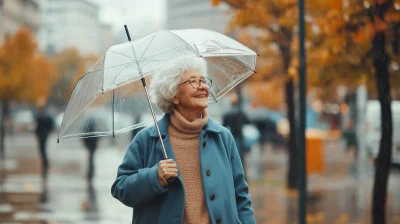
[198,81,208,89]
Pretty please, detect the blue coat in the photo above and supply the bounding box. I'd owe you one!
[111,114,256,224]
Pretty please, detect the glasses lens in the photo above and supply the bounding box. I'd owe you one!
[189,78,212,89]
[205,79,212,88]
[190,79,200,89]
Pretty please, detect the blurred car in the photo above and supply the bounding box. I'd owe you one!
[11,110,35,133]
[365,100,400,165]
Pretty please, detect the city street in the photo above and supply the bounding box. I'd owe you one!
[0,132,400,223]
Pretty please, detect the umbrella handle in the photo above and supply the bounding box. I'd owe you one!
[167,177,176,184]
[164,157,176,184]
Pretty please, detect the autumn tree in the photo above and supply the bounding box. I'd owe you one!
[49,49,85,108]
[312,1,400,223]
[211,0,340,189]
[49,48,99,109]
[0,27,57,158]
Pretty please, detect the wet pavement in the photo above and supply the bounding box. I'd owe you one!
[0,132,400,223]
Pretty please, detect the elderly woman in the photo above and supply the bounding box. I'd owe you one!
[111,56,255,224]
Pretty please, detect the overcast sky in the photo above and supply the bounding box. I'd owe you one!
[89,0,167,37]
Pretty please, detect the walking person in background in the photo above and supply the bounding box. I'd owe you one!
[34,101,54,180]
[343,119,358,173]
[111,56,255,224]
[82,118,99,182]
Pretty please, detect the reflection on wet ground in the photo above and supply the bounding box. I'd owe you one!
[248,141,400,224]
[1,133,399,223]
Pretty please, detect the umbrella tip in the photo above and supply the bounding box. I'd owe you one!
[254,70,257,73]
[256,53,260,56]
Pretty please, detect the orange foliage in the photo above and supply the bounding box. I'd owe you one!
[0,27,57,103]
[248,77,285,110]
[213,0,400,102]
[50,49,100,105]
[213,0,339,107]
[312,0,400,96]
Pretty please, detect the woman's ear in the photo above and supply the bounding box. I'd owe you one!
[171,96,179,105]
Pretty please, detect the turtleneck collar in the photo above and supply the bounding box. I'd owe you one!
[169,109,208,134]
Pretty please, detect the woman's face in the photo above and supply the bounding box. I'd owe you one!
[172,69,209,112]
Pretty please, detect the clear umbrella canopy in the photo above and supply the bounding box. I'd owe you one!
[58,29,257,141]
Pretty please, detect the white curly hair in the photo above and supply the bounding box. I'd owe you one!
[149,56,208,113]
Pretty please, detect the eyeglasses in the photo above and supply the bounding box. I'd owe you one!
[177,78,212,89]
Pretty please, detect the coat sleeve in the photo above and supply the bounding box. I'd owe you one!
[227,132,256,223]
[111,131,168,208]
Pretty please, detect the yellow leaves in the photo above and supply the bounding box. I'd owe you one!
[318,10,346,35]
[320,50,331,65]
[237,29,253,45]
[377,0,390,4]
[210,0,220,7]
[0,27,57,103]
[248,77,285,110]
[253,4,274,24]
[278,15,297,28]
[216,0,399,97]
[351,23,374,44]
[307,0,342,11]
[385,7,400,23]
[49,48,100,104]
[280,0,296,5]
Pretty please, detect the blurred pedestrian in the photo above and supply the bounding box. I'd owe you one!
[34,101,54,179]
[111,56,255,223]
[222,94,249,163]
[343,119,358,173]
[82,118,99,182]
[81,181,99,217]
[250,102,276,152]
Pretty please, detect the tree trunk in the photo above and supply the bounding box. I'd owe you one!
[286,77,298,189]
[278,31,297,190]
[0,100,9,162]
[372,31,392,224]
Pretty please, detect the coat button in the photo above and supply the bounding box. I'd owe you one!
[210,194,215,200]
[203,141,206,147]
[206,170,211,176]
[216,218,222,223]
[203,132,207,138]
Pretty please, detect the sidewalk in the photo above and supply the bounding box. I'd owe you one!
[0,132,400,223]
[246,140,400,224]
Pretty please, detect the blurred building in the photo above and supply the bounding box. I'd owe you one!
[0,0,41,44]
[166,0,230,33]
[38,0,112,56]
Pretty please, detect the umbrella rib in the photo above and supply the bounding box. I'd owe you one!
[112,89,115,137]
[58,75,91,139]
[111,63,136,86]
[140,45,189,62]
[139,35,156,61]
[107,50,136,62]
[86,62,134,74]
[59,95,100,138]
[165,30,201,57]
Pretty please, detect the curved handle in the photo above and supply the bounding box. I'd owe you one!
[167,177,177,184]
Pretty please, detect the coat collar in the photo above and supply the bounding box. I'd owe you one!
[150,113,221,137]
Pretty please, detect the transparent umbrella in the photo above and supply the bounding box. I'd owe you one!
[58,26,257,158]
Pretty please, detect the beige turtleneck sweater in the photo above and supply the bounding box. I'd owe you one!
[168,109,210,224]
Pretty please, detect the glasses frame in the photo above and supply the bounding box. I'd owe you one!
[177,77,213,89]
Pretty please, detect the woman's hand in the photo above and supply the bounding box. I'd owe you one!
[158,159,178,187]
